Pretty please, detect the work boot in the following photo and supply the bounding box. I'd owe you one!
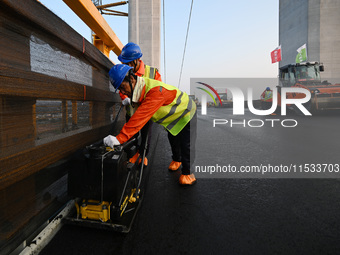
[140,156,148,166]
[168,161,182,171]
[129,152,148,166]
[129,152,139,164]
[179,174,197,186]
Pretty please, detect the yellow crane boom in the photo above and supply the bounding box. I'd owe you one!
[63,0,124,57]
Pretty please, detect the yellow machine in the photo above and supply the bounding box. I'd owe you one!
[79,200,111,222]
[76,188,140,223]
[67,132,147,233]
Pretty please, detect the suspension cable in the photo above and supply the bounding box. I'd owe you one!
[178,0,194,89]
[163,0,166,83]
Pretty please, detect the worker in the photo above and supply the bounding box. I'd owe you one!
[104,64,197,186]
[298,70,311,80]
[260,87,273,111]
[118,42,162,82]
[118,42,182,172]
[118,42,162,166]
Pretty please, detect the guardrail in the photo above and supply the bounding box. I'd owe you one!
[0,0,122,188]
[0,1,123,253]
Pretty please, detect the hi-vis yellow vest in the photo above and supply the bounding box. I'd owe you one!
[264,90,273,101]
[144,65,156,79]
[143,78,197,136]
[127,65,156,116]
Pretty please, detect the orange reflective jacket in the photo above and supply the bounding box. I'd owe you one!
[116,79,179,144]
[119,60,162,100]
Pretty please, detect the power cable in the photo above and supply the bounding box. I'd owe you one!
[178,0,194,89]
[163,0,166,83]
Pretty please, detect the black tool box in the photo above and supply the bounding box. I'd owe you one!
[68,144,130,203]
[66,137,144,232]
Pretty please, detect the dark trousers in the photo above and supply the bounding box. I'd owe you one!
[167,112,197,175]
[126,114,152,156]
[261,101,272,110]
[140,120,152,156]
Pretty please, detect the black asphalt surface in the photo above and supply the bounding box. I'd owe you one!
[41,108,340,255]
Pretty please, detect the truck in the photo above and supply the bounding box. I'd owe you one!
[215,93,232,108]
[189,94,201,107]
[261,62,340,112]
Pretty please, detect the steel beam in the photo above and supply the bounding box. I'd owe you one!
[96,1,128,9]
[63,0,124,56]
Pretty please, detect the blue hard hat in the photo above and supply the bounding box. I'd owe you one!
[108,64,133,90]
[266,87,270,91]
[118,42,143,63]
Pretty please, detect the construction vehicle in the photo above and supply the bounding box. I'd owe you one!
[189,95,201,107]
[261,61,340,112]
[215,93,232,108]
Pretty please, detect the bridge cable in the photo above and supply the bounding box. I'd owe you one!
[163,0,166,83]
[178,0,194,89]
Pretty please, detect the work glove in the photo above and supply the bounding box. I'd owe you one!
[122,97,131,106]
[103,135,120,148]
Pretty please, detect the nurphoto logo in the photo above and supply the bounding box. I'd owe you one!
[200,87,311,116]
[192,78,312,129]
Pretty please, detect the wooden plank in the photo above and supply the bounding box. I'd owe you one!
[0,97,36,156]
[0,5,113,90]
[61,100,68,132]
[0,67,121,103]
[0,97,2,155]
[0,171,68,254]
[0,0,114,71]
[0,124,112,190]
[72,101,78,130]
[0,15,31,71]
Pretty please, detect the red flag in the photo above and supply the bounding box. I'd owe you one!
[271,45,281,63]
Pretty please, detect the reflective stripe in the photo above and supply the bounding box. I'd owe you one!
[144,65,156,79]
[156,92,183,124]
[143,78,197,136]
[149,67,155,79]
[264,91,273,101]
[167,98,193,130]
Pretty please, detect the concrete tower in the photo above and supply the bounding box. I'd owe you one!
[279,0,340,80]
[128,0,161,70]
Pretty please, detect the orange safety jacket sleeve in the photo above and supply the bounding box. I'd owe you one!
[118,63,162,100]
[116,86,176,144]
[135,60,145,77]
[154,71,162,82]
[119,91,128,100]
[260,91,265,99]
[136,60,162,82]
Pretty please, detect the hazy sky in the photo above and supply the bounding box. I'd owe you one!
[39,0,279,94]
